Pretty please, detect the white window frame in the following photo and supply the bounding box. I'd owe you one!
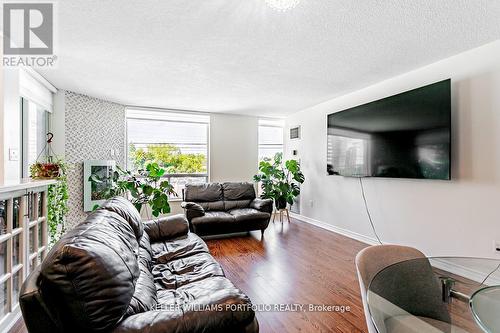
[125,108,210,200]
[21,98,51,178]
[258,119,284,162]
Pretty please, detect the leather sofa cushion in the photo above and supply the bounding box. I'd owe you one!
[181,202,205,220]
[191,210,267,236]
[152,233,209,264]
[144,215,189,242]
[126,267,157,316]
[114,276,256,333]
[191,211,235,226]
[250,198,273,215]
[222,182,256,201]
[185,183,223,202]
[228,208,270,222]
[139,233,153,272]
[156,276,247,309]
[99,196,144,240]
[224,199,252,211]
[40,209,140,332]
[153,252,225,290]
[20,266,60,332]
[198,200,225,212]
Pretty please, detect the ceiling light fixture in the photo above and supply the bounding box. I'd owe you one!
[265,0,301,11]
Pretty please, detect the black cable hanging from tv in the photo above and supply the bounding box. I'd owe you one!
[359,177,383,245]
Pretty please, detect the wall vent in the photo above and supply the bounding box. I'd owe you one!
[290,126,300,139]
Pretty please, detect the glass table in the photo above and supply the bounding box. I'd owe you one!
[367,257,500,333]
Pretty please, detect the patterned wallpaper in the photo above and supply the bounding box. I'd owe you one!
[64,91,126,227]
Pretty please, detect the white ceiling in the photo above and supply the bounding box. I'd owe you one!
[39,0,500,117]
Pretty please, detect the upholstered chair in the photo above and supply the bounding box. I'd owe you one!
[355,245,467,333]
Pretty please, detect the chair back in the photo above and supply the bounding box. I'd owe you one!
[355,245,450,333]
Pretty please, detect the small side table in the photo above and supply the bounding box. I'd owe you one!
[272,208,290,223]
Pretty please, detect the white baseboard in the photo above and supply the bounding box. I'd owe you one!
[430,258,500,286]
[290,212,500,286]
[289,212,379,246]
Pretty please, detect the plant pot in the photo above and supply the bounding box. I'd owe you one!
[30,162,62,179]
[275,197,287,210]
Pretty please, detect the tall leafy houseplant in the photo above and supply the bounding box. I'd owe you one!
[253,153,305,209]
[30,159,69,247]
[89,163,176,217]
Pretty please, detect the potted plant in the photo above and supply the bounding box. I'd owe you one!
[30,158,69,247]
[30,161,64,179]
[253,153,305,210]
[89,162,176,217]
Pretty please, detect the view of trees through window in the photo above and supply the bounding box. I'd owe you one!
[127,110,209,197]
[129,144,206,174]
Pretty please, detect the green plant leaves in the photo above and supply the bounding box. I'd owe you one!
[45,160,69,247]
[146,162,165,179]
[88,162,176,219]
[130,143,206,174]
[254,153,305,208]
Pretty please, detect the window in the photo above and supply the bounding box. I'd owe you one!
[126,109,209,198]
[21,98,50,178]
[258,119,284,161]
[19,69,54,178]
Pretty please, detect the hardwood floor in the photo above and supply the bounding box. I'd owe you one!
[11,218,370,333]
[205,218,370,332]
[9,317,26,333]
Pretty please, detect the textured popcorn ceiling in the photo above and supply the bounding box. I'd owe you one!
[40,0,500,117]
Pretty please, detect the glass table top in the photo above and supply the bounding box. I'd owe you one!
[366,257,500,333]
[470,285,500,332]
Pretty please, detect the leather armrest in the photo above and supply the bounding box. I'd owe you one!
[250,198,273,215]
[181,202,205,221]
[143,214,189,241]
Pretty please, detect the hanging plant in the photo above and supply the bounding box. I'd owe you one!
[30,133,69,246]
[30,162,62,179]
[31,159,69,247]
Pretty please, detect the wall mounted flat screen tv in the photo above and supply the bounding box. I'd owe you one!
[327,79,451,180]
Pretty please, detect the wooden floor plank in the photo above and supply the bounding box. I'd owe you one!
[204,219,370,333]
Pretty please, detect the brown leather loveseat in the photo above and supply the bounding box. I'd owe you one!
[181,182,273,237]
[19,196,258,333]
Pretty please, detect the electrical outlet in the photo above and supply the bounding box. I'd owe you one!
[494,241,500,254]
[8,148,19,161]
[309,200,314,207]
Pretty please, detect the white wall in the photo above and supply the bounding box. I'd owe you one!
[2,67,21,182]
[51,90,65,156]
[64,91,126,227]
[210,113,258,183]
[285,40,500,258]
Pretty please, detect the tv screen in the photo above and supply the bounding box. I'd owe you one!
[327,79,451,180]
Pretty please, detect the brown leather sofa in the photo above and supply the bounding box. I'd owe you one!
[19,196,258,333]
[181,182,273,237]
